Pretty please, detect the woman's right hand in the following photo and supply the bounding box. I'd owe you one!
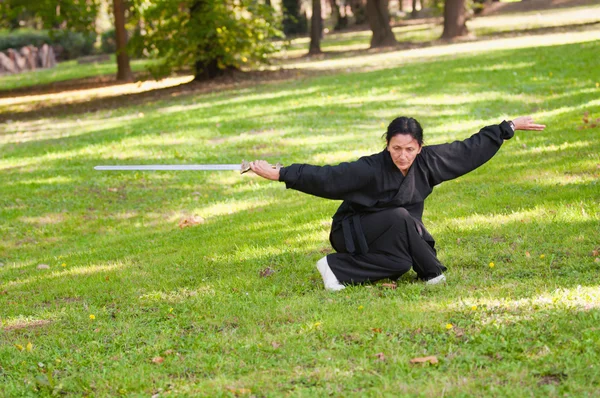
[512,116,546,131]
[249,160,280,181]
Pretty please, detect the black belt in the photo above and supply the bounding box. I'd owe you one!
[342,214,369,255]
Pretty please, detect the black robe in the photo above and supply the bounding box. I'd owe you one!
[278,121,515,283]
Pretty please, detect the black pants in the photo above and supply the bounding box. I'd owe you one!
[327,208,446,284]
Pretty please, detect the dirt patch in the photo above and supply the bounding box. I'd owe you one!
[4,319,52,331]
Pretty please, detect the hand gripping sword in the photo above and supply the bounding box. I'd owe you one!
[94,160,282,174]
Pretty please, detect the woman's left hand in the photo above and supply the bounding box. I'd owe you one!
[250,160,280,181]
[512,116,546,131]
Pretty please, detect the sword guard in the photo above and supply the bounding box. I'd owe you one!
[240,160,283,175]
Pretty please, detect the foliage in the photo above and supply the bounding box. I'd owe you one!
[100,28,116,54]
[129,0,283,79]
[281,0,308,36]
[0,0,100,32]
[0,29,96,60]
[0,30,51,52]
[51,30,97,60]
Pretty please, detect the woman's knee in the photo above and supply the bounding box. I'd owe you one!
[387,207,411,222]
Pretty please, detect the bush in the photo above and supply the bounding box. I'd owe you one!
[0,31,52,52]
[101,29,116,54]
[51,30,96,60]
[0,29,96,60]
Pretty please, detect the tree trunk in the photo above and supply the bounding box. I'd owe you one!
[191,0,226,81]
[411,0,418,18]
[309,0,322,54]
[366,0,397,47]
[441,0,469,39]
[113,0,133,81]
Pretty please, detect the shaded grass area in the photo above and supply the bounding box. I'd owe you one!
[0,55,151,92]
[1,30,600,396]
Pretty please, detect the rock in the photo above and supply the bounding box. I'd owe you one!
[37,264,50,270]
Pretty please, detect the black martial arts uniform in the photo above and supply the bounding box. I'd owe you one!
[278,121,515,284]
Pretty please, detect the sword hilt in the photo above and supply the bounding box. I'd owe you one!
[240,160,283,175]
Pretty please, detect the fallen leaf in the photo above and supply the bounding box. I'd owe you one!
[381,283,396,289]
[525,251,531,258]
[454,327,465,337]
[37,264,50,270]
[375,352,386,361]
[372,328,383,333]
[26,342,33,352]
[164,349,174,356]
[178,215,205,229]
[259,267,275,277]
[592,249,599,257]
[410,355,438,364]
[152,356,164,364]
[107,187,118,192]
[226,387,252,396]
[271,342,281,349]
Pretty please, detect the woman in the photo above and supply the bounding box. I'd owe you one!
[250,116,545,291]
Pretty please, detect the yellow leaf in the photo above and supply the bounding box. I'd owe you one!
[26,342,33,352]
[410,355,438,364]
[540,254,545,259]
[15,344,24,351]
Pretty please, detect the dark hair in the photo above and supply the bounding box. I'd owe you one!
[383,117,423,146]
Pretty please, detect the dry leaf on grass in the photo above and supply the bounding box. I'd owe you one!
[37,264,50,270]
[226,387,252,396]
[271,342,281,349]
[178,215,205,229]
[381,283,397,289]
[151,356,164,364]
[375,352,386,361]
[259,267,275,277]
[409,355,439,365]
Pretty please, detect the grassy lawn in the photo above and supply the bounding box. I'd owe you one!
[0,55,151,92]
[1,14,600,397]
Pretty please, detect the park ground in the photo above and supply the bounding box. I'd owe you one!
[1,2,600,396]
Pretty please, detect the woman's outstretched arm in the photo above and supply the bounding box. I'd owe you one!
[420,116,545,186]
[249,156,377,201]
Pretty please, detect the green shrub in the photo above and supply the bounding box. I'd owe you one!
[0,29,96,60]
[0,31,51,52]
[100,28,116,54]
[51,30,96,60]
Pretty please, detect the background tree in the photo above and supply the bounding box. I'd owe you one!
[282,0,308,36]
[366,0,397,47]
[309,0,322,54]
[349,0,367,25]
[112,0,132,81]
[130,0,282,81]
[441,0,469,39]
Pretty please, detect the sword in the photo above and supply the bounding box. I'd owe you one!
[94,160,282,174]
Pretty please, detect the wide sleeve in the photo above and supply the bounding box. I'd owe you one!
[278,156,377,200]
[420,121,514,186]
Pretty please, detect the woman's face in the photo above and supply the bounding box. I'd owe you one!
[387,134,422,175]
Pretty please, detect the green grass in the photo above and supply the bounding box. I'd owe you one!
[0,55,151,91]
[1,17,600,397]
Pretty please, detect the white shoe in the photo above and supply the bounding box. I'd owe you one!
[316,256,345,291]
[425,274,446,285]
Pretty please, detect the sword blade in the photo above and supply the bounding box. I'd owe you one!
[94,164,242,171]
